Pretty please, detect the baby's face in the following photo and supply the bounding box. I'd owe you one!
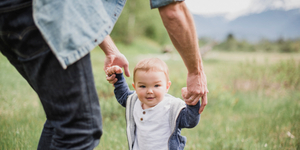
[132,70,171,109]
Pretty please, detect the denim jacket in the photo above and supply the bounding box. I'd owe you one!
[32,0,126,69]
[114,73,200,150]
[32,0,184,69]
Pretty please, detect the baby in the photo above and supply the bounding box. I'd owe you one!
[106,58,200,150]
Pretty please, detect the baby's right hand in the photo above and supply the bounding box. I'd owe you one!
[106,66,123,85]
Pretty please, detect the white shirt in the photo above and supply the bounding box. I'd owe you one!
[132,98,171,150]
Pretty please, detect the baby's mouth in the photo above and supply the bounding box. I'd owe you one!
[146,97,155,100]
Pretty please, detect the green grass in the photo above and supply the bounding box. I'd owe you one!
[0,39,299,149]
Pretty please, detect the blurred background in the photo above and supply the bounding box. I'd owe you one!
[0,0,299,149]
[111,0,300,52]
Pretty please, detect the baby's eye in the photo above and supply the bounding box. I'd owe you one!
[139,85,146,88]
[154,85,160,87]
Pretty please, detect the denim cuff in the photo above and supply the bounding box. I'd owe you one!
[115,73,125,83]
[186,100,201,109]
[150,0,185,9]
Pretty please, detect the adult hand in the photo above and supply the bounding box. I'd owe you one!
[104,52,130,77]
[183,72,208,114]
[99,35,130,78]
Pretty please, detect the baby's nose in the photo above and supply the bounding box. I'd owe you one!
[147,88,153,94]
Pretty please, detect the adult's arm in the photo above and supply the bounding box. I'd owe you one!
[158,2,208,114]
[99,35,130,77]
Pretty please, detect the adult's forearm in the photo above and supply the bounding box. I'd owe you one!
[99,35,119,55]
[159,2,208,114]
[159,2,203,75]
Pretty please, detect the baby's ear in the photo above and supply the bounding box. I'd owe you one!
[166,81,171,92]
[132,83,136,90]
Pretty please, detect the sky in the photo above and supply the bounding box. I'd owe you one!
[185,0,300,20]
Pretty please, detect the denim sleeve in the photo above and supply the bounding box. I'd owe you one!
[177,101,201,128]
[114,73,134,107]
[150,0,185,9]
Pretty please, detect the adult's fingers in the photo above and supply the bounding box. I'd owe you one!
[185,94,201,106]
[123,64,130,77]
[186,87,206,101]
[193,94,202,105]
[198,93,208,114]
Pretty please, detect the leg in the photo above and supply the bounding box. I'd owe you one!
[0,2,102,150]
[37,120,54,149]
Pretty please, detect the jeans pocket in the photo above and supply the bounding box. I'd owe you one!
[0,1,50,62]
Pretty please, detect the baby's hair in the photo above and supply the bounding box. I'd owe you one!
[133,58,169,83]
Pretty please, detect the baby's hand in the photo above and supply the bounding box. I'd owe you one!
[181,87,188,100]
[182,87,193,105]
[106,65,123,76]
[106,66,123,85]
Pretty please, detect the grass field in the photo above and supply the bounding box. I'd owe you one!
[0,39,299,150]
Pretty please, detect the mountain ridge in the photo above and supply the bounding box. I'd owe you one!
[193,9,300,42]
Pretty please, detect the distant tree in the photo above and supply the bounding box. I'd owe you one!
[226,33,235,42]
[110,0,170,45]
[214,33,237,51]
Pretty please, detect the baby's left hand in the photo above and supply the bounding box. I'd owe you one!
[106,66,123,85]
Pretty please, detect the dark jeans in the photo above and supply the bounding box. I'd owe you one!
[0,2,102,150]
